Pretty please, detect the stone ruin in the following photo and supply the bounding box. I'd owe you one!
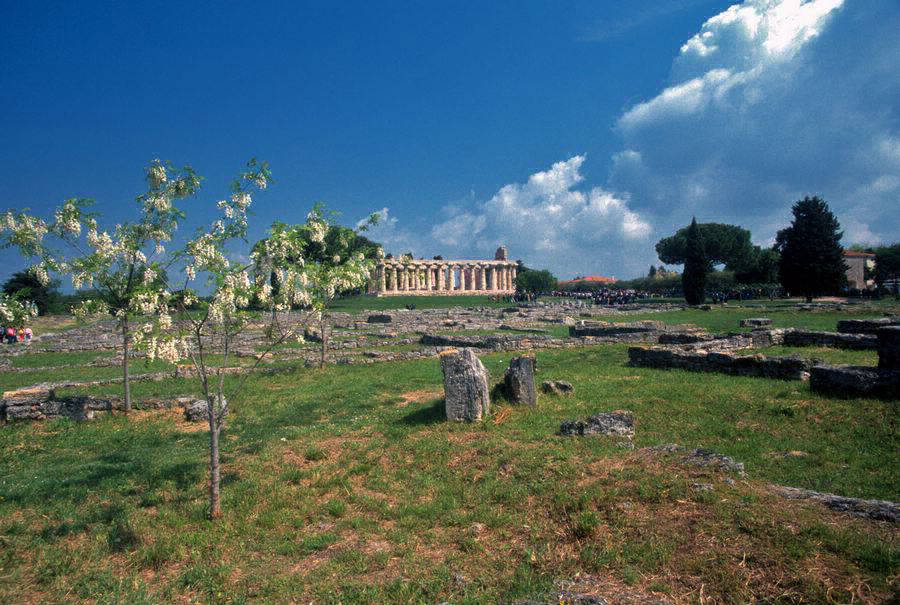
[440,348,491,422]
[810,326,900,398]
[368,247,518,297]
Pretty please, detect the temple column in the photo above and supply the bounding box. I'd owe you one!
[424,265,432,291]
[379,265,387,292]
[479,265,486,290]
[449,266,457,290]
[510,266,517,290]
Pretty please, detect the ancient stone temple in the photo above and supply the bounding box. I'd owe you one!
[368,247,517,296]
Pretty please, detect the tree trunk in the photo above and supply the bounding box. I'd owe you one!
[122,315,131,414]
[208,397,221,519]
[319,316,327,369]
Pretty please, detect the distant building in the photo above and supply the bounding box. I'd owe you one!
[558,276,617,287]
[844,251,876,290]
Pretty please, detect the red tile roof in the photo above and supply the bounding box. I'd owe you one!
[844,251,876,257]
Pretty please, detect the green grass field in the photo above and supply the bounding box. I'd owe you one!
[1,333,897,603]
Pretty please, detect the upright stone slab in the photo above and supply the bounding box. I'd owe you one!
[440,349,490,422]
[878,326,900,370]
[504,355,537,406]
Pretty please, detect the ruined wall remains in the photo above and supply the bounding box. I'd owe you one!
[627,347,816,381]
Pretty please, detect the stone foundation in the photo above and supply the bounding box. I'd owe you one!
[628,346,816,381]
[782,329,877,350]
[1,388,184,422]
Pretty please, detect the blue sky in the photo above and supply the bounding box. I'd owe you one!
[2,0,898,283]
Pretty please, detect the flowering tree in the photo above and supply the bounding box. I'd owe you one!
[254,206,378,367]
[148,173,376,517]
[0,294,38,329]
[0,161,200,412]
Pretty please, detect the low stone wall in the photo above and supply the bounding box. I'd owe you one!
[837,317,900,334]
[628,346,816,380]
[657,333,714,345]
[1,388,182,422]
[569,320,664,337]
[420,333,554,351]
[782,329,877,350]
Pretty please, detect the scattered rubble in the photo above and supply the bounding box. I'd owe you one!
[771,485,899,523]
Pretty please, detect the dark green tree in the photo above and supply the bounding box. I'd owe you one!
[2,270,63,315]
[775,196,846,302]
[873,243,900,298]
[682,217,709,305]
[648,265,657,278]
[515,268,557,295]
[733,246,780,284]
[656,223,754,270]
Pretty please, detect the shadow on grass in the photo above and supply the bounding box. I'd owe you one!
[398,399,445,426]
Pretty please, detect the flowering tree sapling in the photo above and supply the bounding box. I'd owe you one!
[0,161,200,413]
[254,206,378,367]
[0,294,38,329]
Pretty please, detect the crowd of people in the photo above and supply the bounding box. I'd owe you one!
[2,325,33,344]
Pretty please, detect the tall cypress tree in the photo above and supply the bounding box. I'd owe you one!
[682,217,708,305]
[775,196,846,302]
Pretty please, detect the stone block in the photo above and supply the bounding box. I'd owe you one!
[560,411,634,437]
[878,326,900,370]
[366,314,392,323]
[541,380,574,395]
[740,318,772,327]
[440,349,490,422]
[503,355,537,406]
[822,365,899,399]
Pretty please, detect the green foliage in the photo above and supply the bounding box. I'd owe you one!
[733,246,780,284]
[873,243,900,296]
[656,222,754,270]
[775,196,847,301]
[2,271,63,315]
[681,218,708,305]
[515,268,557,294]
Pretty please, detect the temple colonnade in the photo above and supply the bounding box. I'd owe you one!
[368,259,517,296]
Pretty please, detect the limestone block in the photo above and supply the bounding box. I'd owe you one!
[503,355,537,406]
[541,380,574,395]
[560,411,634,437]
[440,349,490,422]
[184,397,228,422]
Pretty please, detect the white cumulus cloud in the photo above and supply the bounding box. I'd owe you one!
[429,156,651,278]
[609,0,900,252]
